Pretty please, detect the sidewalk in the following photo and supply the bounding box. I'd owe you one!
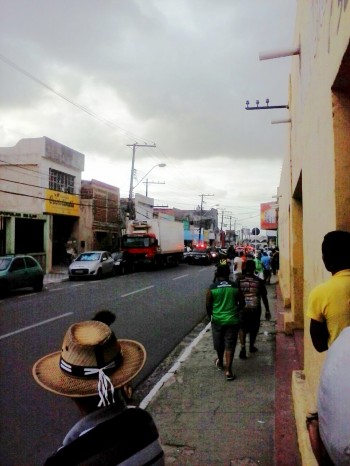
[141,279,302,466]
[43,267,68,285]
[43,270,304,465]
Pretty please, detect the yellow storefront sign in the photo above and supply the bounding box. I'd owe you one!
[45,189,80,216]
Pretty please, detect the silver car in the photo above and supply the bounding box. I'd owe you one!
[68,251,115,280]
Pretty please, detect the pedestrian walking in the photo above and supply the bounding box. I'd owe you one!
[32,320,164,465]
[261,251,272,284]
[237,260,271,359]
[271,247,279,275]
[206,264,245,381]
[253,252,264,280]
[233,251,244,282]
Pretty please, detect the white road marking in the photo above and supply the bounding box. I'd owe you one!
[172,274,189,281]
[120,285,154,298]
[48,287,64,292]
[71,283,85,287]
[18,293,36,298]
[0,312,74,340]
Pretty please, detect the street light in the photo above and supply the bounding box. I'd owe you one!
[132,163,166,191]
[127,142,156,214]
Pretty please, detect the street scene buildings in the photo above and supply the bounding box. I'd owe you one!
[2,1,350,464]
[0,138,269,273]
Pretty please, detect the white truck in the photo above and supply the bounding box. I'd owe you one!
[121,219,184,267]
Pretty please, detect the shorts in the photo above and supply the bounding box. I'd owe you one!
[211,321,239,351]
[240,308,261,333]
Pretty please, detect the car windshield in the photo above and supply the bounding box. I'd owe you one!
[76,253,101,261]
[113,252,123,260]
[0,258,11,271]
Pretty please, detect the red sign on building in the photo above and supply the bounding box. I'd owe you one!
[260,202,278,230]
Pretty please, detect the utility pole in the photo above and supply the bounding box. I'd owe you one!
[199,194,214,244]
[144,180,165,197]
[220,210,225,230]
[127,142,156,217]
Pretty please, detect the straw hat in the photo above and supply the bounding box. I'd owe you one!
[32,320,146,399]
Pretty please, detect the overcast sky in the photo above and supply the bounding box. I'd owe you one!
[0,0,297,230]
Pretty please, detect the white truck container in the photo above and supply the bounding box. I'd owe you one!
[122,219,184,267]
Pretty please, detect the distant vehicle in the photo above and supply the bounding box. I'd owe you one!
[187,248,212,265]
[180,247,191,263]
[68,251,115,280]
[111,251,134,275]
[207,248,220,263]
[122,219,184,268]
[0,254,44,295]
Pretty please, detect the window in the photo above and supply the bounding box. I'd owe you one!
[25,257,38,268]
[10,258,25,271]
[49,168,75,194]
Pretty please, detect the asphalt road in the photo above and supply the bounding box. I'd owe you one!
[0,262,214,466]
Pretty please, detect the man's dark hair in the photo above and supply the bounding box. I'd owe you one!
[322,230,350,271]
[216,264,230,279]
[245,259,256,274]
[92,310,116,326]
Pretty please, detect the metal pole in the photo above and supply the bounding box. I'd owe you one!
[199,194,214,244]
[126,142,156,218]
[128,144,136,213]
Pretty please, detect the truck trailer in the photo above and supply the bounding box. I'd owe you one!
[122,219,184,268]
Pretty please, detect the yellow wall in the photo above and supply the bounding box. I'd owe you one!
[278,1,350,462]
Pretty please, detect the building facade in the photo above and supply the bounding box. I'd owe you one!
[0,137,84,272]
[278,2,350,463]
[80,179,121,252]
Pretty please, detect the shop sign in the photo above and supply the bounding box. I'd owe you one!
[44,189,80,216]
[0,211,40,219]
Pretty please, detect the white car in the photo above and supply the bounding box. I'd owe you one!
[68,251,115,280]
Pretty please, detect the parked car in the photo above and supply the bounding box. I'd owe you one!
[0,254,44,295]
[68,251,115,280]
[111,251,134,275]
[186,248,212,265]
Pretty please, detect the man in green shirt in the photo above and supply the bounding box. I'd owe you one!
[206,264,245,381]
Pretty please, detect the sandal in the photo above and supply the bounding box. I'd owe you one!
[306,412,318,428]
[226,373,236,381]
[215,358,224,371]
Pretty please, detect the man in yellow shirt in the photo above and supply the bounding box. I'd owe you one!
[307,230,350,352]
[306,231,350,465]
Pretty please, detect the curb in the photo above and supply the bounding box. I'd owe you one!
[139,322,211,409]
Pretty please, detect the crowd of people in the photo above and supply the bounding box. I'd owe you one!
[207,232,350,465]
[33,230,350,465]
[206,251,272,381]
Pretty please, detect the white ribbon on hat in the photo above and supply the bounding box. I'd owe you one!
[84,361,116,407]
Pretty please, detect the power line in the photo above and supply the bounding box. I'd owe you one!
[0,52,155,145]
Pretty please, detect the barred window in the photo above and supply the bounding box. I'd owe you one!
[49,168,75,194]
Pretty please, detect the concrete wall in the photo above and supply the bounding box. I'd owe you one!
[278,1,350,462]
[80,179,121,251]
[0,137,85,271]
